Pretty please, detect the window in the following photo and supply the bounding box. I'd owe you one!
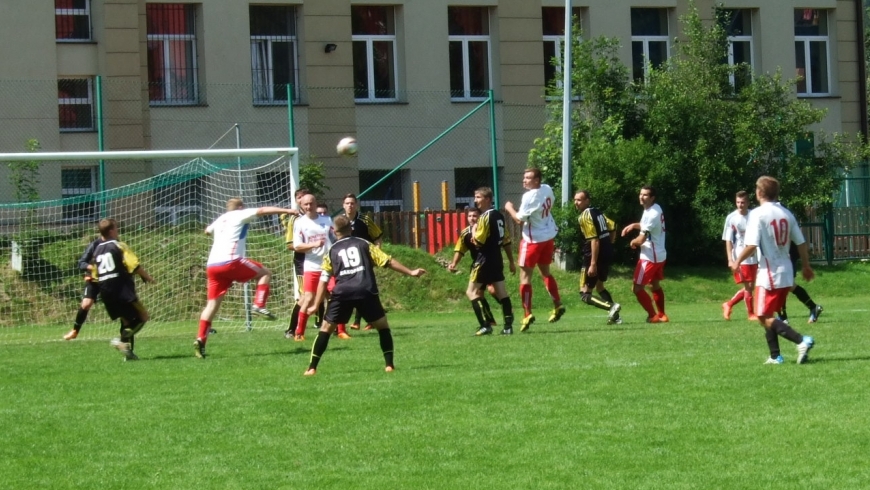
[353,6,398,102]
[58,79,94,132]
[448,7,491,100]
[147,4,199,105]
[250,6,298,104]
[719,9,753,91]
[55,0,91,41]
[542,7,582,92]
[61,168,97,221]
[631,8,669,83]
[454,167,492,209]
[359,170,405,212]
[794,9,830,95]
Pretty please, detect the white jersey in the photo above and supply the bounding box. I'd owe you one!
[744,202,804,290]
[205,208,260,266]
[722,210,757,265]
[516,184,558,242]
[639,203,666,263]
[293,214,335,272]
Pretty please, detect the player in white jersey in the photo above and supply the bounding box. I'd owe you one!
[721,190,759,321]
[291,193,336,340]
[195,198,298,358]
[733,176,815,364]
[504,168,563,331]
[621,185,668,323]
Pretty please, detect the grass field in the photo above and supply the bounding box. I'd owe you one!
[2,278,870,489]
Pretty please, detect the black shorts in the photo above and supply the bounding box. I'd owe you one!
[580,256,611,289]
[470,255,505,285]
[324,296,386,325]
[103,298,146,323]
[83,281,99,301]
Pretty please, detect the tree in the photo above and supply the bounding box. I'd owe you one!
[529,2,859,265]
[7,138,41,203]
[298,155,330,199]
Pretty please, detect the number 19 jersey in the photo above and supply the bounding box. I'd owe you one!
[744,201,805,290]
[321,236,391,300]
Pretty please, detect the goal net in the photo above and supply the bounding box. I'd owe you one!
[0,148,299,344]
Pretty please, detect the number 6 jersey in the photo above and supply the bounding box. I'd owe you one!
[320,236,391,300]
[744,201,805,290]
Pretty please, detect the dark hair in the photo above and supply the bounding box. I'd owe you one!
[735,190,748,199]
[474,187,493,200]
[294,188,310,198]
[344,193,358,202]
[99,218,117,238]
[575,189,591,201]
[465,206,481,214]
[524,168,542,181]
[641,185,656,198]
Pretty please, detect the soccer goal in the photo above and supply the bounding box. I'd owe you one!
[0,147,299,344]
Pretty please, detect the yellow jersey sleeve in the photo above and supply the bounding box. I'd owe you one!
[321,253,333,276]
[579,211,597,239]
[118,241,140,273]
[364,214,383,241]
[369,244,392,268]
[454,230,469,255]
[281,214,297,244]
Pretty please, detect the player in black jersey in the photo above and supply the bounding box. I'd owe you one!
[281,188,311,338]
[337,193,385,336]
[468,187,515,336]
[574,190,622,324]
[448,206,497,327]
[303,215,426,375]
[63,235,103,340]
[92,219,155,361]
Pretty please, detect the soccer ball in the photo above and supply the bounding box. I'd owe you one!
[336,137,358,157]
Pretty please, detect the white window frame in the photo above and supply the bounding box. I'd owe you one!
[61,167,97,222]
[360,199,403,212]
[58,78,94,132]
[55,0,91,42]
[727,35,753,88]
[353,34,399,102]
[147,5,199,105]
[632,36,669,83]
[250,6,298,105]
[449,35,491,101]
[795,12,831,96]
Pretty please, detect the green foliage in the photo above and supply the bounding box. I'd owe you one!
[299,155,330,199]
[6,139,40,203]
[530,2,861,265]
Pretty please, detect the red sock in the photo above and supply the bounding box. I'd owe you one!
[337,324,347,334]
[635,289,656,317]
[254,284,270,308]
[727,290,744,307]
[652,288,665,315]
[198,320,211,344]
[543,275,561,304]
[296,312,309,336]
[520,284,532,316]
[744,291,754,314]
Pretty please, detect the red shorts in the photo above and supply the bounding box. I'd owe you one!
[302,271,322,293]
[633,259,665,286]
[517,239,555,268]
[732,264,758,284]
[754,286,789,317]
[207,259,265,300]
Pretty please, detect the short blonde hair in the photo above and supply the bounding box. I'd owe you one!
[227,198,244,210]
[755,176,780,201]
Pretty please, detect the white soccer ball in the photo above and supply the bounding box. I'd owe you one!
[336,137,358,157]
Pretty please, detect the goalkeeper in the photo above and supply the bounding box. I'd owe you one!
[63,234,103,341]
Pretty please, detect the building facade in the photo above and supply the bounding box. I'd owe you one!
[0,0,864,214]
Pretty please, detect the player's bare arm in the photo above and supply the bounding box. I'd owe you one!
[387,258,426,277]
[797,242,815,282]
[732,244,756,272]
[502,244,516,274]
[136,266,155,284]
[448,251,463,272]
[258,206,298,216]
[588,238,600,276]
[293,237,325,253]
[725,240,735,269]
[629,231,646,249]
[621,222,640,237]
[503,201,523,225]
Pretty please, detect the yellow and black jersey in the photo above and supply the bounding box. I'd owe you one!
[578,206,615,257]
[344,212,383,242]
[454,226,481,263]
[280,213,305,275]
[322,236,390,300]
[78,237,102,280]
[93,240,141,303]
[473,208,511,260]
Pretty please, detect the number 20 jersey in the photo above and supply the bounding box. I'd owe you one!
[321,236,391,300]
[93,240,141,303]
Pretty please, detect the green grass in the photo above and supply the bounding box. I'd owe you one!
[2,287,870,488]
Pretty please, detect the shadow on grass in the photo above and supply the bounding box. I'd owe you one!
[808,355,870,364]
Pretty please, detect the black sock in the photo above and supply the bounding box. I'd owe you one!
[73,308,89,331]
[309,331,331,370]
[773,319,804,344]
[481,297,495,325]
[288,303,301,333]
[354,309,363,326]
[778,302,788,321]
[500,297,514,327]
[471,299,487,328]
[378,328,394,368]
[792,285,816,310]
[765,327,780,358]
[315,302,325,327]
[599,289,614,304]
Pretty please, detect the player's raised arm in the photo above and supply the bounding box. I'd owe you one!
[387,258,426,277]
[257,206,298,216]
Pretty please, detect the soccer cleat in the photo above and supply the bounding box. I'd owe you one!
[548,305,566,323]
[657,313,670,323]
[608,317,624,325]
[363,324,373,331]
[294,334,305,342]
[385,365,395,373]
[520,314,536,332]
[608,303,622,324]
[194,339,206,359]
[111,338,138,361]
[764,355,784,365]
[337,332,351,340]
[748,315,759,321]
[284,330,294,339]
[63,329,79,341]
[208,328,218,334]
[796,336,815,364]
[646,316,661,324]
[500,327,513,335]
[303,368,316,376]
[808,305,823,323]
[721,302,732,320]
[350,323,361,330]
[251,306,277,320]
[475,326,493,336]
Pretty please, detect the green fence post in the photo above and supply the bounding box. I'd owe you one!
[824,208,834,265]
[488,90,499,208]
[95,75,106,218]
[287,84,295,148]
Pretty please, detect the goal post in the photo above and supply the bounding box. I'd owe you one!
[0,147,299,344]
